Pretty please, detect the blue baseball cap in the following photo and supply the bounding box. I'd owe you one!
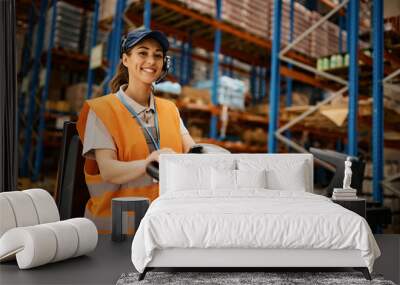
[120,29,169,58]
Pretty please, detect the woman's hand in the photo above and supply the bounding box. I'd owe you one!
[146,148,176,163]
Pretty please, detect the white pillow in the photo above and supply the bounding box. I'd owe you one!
[211,168,236,190]
[236,169,267,189]
[211,169,267,191]
[265,164,307,191]
[237,159,308,191]
[167,162,212,191]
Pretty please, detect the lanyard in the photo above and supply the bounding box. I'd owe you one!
[117,91,160,150]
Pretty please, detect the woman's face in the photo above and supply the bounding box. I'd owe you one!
[122,38,164,85]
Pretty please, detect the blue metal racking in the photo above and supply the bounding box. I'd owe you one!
[250,66,257,104]
[86,0,99,100]
[144,0,151,29]
[17,3,36,135]
[270,0,389,202]
[32,0,57,181]
[268,0,282,153]
[347,0,359,157]
[274,0,350,159]
[372,0,384,204]
[285,0,294,108]
[209,0,222,139]
[105,0,127,94]
[21,0,48,177]
[180,40,189,85]
[284,0,295,147]
[20,0,98,181]
[97,0,128,95]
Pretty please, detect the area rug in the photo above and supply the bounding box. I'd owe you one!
[116,271,396,285]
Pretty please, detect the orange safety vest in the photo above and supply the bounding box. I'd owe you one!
[76,93,183,234]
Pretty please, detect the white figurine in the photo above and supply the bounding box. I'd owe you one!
[343,157,353,190]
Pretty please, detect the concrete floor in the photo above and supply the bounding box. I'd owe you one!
[0,235,134,285]
[1,235,399,285]
[374,235,400,284]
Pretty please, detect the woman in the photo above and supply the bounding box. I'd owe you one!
[76,29,196,234]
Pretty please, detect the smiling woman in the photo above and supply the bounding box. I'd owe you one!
[75,29,196,234]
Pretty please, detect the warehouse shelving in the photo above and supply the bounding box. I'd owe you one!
[271,0,400,206]
[95,0,332,89]
[198,138,268,154]
[17,2,35,141]
[18,0,94,182]
[91,0,399,140]
[176,101,269,125]
[129,0,397,206]
[17,0,399,213]
[20,0,52,181]
[89,0,350,145]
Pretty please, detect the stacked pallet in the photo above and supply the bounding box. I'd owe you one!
[310,11,347,58]
[180,0,269,39]
[83,12,109,55]
[192,76,247,109]
[184,47,252,87]
[310,12,331,58]
[98,0,134,22]
[218,76,247,109]
[191,54,211,83]
[44,1,84,53]
[327,20,347,55]
[96,0,369,60]
[385,16,400,34]
[242,128,267,146]
[359,1,371,35]
[222,0,269,39]
[310,11,368,58]
[183,0,215,17]
[270,0,311,55]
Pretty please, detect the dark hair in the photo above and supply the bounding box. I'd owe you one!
[109,62,129,93]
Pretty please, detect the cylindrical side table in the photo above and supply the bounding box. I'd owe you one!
[111,197,149,242]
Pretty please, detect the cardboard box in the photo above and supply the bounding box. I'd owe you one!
[181,86,211,105]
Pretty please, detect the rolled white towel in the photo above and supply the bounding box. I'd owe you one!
[0,218,98,269]
[0,226,57,268]
[0,196,17,237]
[65,218,98,257]
[42,221,79,262]
[0,191,39,228]
[24,189,60,224]
[0,189,60,239]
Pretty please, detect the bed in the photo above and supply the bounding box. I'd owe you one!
[131,154,380,280]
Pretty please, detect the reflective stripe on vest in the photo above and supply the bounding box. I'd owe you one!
[86,175,154,198]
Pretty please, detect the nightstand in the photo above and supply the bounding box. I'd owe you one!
[332,198,366,218]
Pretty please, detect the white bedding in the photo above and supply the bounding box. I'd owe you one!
[131,190,380,273]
